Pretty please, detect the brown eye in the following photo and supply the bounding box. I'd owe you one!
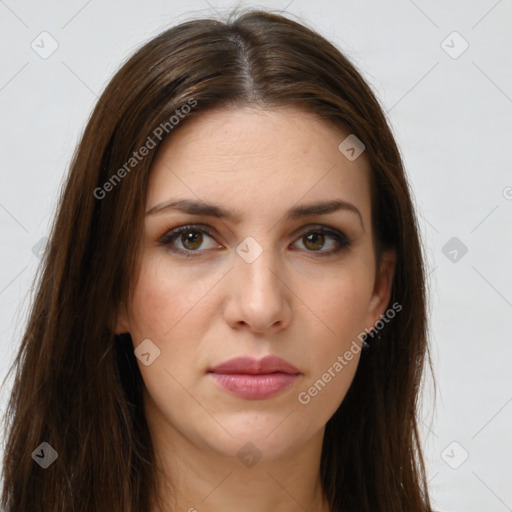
[160,224,350,258]
[303,232,325,251]
[292,227,351,256]
[159,225,219,256]
[181,231,203,250]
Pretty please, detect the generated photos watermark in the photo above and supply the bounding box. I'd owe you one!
[297,301,402,405]
[94,98,197,200]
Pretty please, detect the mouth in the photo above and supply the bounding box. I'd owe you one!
[208,355,301,400]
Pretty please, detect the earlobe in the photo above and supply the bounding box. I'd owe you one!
[114,301,131,335]
[367,249,397,327]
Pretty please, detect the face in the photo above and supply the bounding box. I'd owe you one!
[116,106,395,461]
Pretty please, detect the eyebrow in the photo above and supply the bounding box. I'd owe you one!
[146,198,363,227]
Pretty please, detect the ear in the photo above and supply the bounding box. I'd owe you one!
[364,249,396,329]
[115,301,131,335]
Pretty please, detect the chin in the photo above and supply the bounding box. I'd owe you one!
[200,413,316,462]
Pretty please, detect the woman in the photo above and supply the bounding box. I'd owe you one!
[1,8,434,512]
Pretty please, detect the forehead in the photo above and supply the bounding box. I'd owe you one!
[146,106,372,224]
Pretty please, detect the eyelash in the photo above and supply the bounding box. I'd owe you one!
[158,224,351,258]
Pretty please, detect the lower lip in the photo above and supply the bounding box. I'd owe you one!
[209,372,300,399]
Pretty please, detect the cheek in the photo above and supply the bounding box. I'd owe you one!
[128,253,214,339]
[127,253,225,389]
[310,261,375,343]
[295,261,373,409]
[126,256,191,383]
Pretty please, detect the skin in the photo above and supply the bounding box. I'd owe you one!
[116,106,396,512]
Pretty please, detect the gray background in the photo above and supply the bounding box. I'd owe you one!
[1,1,511,510]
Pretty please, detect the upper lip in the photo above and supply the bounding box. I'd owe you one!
[209,355,301,375]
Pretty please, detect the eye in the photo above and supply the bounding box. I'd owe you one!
[158,225,220,256]
[292,226,351,256]
[158,224,351,257]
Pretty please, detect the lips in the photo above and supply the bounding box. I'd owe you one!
[208,355,301,400]
[209,355,301,375]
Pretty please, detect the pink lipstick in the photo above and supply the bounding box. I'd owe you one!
[208,355,301,400]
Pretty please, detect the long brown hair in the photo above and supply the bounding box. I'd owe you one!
[1,8,434,511]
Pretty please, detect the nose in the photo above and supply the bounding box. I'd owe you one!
[223,245,292,334]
